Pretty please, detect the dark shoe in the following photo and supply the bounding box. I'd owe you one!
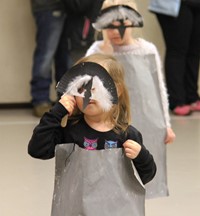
[33,102,52,117]
[172,105,191,116]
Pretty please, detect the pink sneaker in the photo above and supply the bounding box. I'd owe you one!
[190,100,200,111]
[172,105,191,116]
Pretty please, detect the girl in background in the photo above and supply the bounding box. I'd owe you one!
[86,0,175,198]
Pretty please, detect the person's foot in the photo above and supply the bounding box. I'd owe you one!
[33,102,52,117]
[190,100,200,111]
[172,105,191,116]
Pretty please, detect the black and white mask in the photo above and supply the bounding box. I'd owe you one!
[56,62,118,111]
[93,5,143,39]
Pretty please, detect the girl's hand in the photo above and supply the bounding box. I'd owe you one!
[59,94,76,116]
[165,127,176,144]
[123,139,141,159]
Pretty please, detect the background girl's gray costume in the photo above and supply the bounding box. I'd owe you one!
[86,38,170,198]
[51,144,145,216]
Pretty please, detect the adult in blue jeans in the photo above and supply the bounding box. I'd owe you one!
[149,0,200,116]
[30,0,70,117]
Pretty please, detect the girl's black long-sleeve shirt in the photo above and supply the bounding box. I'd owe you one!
[28,102,156,185]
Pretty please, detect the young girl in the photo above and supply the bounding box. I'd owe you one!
[28,53,156,216]
[86,0,176,198]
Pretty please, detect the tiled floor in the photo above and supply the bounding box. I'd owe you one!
[0,109,200,216]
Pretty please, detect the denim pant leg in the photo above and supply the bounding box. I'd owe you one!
[31,9,66,105]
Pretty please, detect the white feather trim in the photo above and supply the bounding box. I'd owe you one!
[65,75,92,97]
[93,6,143,30]
[91,76,113,111]
[64,74,114,112]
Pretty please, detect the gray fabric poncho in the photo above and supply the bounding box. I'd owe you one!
[51,144,145,216]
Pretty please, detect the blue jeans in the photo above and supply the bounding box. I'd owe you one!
[31,9,70,105]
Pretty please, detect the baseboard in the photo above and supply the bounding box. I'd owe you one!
[0,103,33,109]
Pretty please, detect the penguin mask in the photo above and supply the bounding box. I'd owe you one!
[93,5,143,39]
[56,62,118,111]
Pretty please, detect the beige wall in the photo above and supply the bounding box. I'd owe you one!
[0,0,199,103]
[0,0,35,103]
[1,0,164,104]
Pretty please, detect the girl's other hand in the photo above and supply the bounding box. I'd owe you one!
[165,127,176,144]
[123,139,141,159]
[59,94,76,116]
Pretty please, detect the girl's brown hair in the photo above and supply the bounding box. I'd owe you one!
[74,53,131,132]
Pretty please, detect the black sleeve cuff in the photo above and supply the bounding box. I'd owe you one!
[133,146,148,164]
[50,102,69,119]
